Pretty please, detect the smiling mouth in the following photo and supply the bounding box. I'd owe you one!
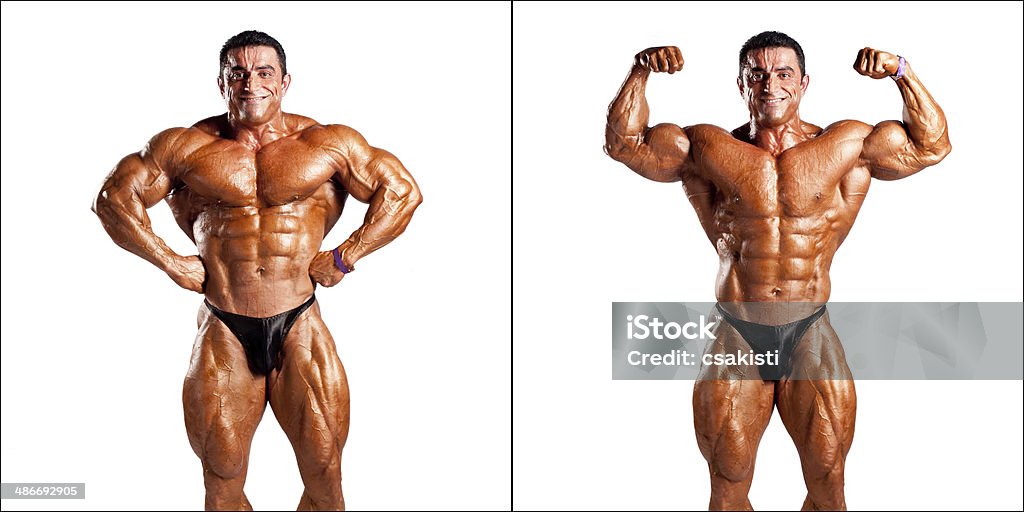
[762,98,785,105]
[240,96,268,103]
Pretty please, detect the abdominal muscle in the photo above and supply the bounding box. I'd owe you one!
[713,216,840,322]
[194,201,326,317]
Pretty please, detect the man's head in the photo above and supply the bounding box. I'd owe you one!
[737,31,809,128]
[218,30,291,126]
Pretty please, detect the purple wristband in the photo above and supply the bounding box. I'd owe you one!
[892,55,906,80]
[332,247,351,274]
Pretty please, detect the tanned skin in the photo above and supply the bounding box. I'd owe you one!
[605,45,950,510]
[93,45,422,511]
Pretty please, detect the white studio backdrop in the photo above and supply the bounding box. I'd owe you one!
[1,2,510,511]
[512,1,1023,511]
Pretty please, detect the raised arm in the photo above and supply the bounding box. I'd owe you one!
[854,48,952,180]
[604,46,691,182]
[309,125,423,287]
[92,128,205,292]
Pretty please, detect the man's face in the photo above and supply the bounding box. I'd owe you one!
[737,47,809,128]
[218,45,290,125]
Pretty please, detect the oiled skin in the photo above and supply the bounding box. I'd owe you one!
[93,45,422,510]
[605,45,950,510]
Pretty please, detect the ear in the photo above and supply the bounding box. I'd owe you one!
[281,74,292,97]
[217,76,226,98]
[800,73,810,93]
[737,75,744,96]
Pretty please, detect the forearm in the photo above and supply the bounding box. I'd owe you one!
[93,193,182,273]
[895,62,950,154]
[604,64,652,158]
[335,177,422,269]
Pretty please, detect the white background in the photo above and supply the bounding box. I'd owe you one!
[513,1,1023,511]
[1,1,510,511]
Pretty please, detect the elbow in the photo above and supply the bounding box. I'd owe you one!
[603,141,620,161]
[92,188,132,229]
[920,139,952,168]
[408,186,423,211]
[922,124,952,165]
[91,193,121,241]
[604,140,633,165]
[598,125,630,162]
[936,140,952,162]
[391,176,422,212]
[91,190,110,219]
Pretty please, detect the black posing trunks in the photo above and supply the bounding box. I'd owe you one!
[204,295,317,376]
[715,303,827,380]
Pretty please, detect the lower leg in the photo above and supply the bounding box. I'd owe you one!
[202,463,253,511]
[800,462,846,511]
[709,472,755,511]
[295,454,344,511]
[297,489,344,512]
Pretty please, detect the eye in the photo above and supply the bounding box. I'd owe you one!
[230,72,244,81]
[752,73,764,81]
[780,73,792,79]
[259,71,272,78]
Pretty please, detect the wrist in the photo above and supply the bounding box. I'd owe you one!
[632,52,651,72]
[331,246,354,274]
[890,55,906,80]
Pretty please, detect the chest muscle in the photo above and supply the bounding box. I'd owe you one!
[179,138,336,206]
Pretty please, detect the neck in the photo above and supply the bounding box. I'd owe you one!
[226,111,289,150]
[746,115,809,156]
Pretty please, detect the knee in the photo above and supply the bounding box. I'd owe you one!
[301,440,342,478]
[712,456,754,485]
[800,441,844,483]
[202,430,248,480]
[708,441,756,484]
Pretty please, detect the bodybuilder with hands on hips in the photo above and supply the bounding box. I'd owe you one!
[93,31,422,511]
[605,31,950,510]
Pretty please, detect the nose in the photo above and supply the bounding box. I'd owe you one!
[762,74,778,92]
[244,73,258,91]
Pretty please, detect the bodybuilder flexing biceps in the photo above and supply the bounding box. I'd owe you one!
[93,31,421,511]
[604,31,950,510]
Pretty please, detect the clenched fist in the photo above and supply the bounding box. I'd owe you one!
[166,254,206,293]
[635,46,684,74]
[853,47,901,79]
[309,250,346,288]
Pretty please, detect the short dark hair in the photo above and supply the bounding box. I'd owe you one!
[219,30,288,76]
[739,31,805,77]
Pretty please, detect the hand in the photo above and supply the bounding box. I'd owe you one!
[635,46,684,74]
[309,250,345,288]
[853,47,901,79]
[166,255,206,293]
